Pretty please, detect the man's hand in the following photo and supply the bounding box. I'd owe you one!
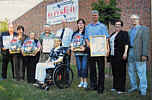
[141,56,147,61]
[106,49,110,57]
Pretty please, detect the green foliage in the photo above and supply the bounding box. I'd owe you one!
[92,0,121,27]
[0,19,8,33]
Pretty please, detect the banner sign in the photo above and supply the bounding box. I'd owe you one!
[47,0,79,25]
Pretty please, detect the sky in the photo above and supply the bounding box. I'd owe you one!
[0,0,43,22]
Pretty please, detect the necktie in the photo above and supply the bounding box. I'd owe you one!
[60,28,65,40]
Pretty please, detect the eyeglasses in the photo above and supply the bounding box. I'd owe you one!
[115,24,121,25]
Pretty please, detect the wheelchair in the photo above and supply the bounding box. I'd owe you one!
[42,54,74,90]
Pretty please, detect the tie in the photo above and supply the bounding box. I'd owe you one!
[60,28,65,40]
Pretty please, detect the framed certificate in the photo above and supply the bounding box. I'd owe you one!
[2,36,10,49]
[9,37,21,54]
[42,39,54,53]
[90,35,107,56]
[22,40,38,56]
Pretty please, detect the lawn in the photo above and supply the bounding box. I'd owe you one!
[0,57,151,100]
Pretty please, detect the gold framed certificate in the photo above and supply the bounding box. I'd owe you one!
[42,39,54,53]
[90,35,107,56]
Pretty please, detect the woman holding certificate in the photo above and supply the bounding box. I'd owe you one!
[21,32,41,83]
[109,20,129,94]
[10,25,27,81]
[71,19,88,88]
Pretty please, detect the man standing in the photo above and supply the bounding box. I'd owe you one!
[56,19,73,68]
[38,24,55,62]
[0,23,17,79]
[85,10,109,94]
[127,14,149,96]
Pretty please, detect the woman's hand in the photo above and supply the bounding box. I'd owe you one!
[122,53,127,60]
[71,46,75,51]
[80,46,85,51]
[48,62,53,66]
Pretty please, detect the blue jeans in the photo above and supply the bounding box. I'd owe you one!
[128,48,147,94]
[75,55,88,78]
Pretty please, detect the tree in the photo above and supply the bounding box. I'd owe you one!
[0,19,8,33]
[92,0,121,29]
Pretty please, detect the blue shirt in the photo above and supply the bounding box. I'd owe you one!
[129,25,141,46]
[85,21,109,41]
[71,32,87,56]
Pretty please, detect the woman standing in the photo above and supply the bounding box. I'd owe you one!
[71,19,88,88]
[22,32,41,83]
[109,20,129,94]
[10,25,27,81]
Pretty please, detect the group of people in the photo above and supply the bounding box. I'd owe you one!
[0,10,149,96]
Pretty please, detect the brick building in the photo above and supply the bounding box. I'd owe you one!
[13,0,151,63]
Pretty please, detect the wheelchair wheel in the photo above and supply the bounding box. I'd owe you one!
[53,64,73,89]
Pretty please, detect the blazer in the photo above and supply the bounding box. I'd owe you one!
[128,25,150,61]
[109,30,130,58]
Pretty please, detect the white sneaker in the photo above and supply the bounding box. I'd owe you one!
[78,82,84,88]
[83,82,88,88]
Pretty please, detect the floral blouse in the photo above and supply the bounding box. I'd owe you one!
[49,46,66,62]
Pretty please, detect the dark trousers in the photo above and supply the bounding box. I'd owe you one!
[89,56,105,91]
[12,54,23,80]
[1,54,14,79]
[23,56,37,83]
[111,56,126,92]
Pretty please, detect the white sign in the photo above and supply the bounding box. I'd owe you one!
[47,0,79,25]
[2,36,11,49]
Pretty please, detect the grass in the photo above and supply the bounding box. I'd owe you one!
[0,56,151,100]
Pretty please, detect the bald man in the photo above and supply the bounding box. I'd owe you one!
[0,23,17,80]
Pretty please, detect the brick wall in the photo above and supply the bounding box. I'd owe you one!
[13,0,151,33]
[13,0,151,64]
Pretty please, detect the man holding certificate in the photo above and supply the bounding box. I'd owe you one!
[38,24,55,62]
[85,10,109,94]
[0,23,17,80]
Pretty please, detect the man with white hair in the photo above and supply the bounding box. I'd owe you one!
[0,23,17,80]
[38,24,55,62]
[128,14,149,96]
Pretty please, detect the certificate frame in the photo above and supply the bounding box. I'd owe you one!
[90,35,107,56]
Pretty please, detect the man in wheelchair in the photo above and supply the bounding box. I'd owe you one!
[33,37,66,88]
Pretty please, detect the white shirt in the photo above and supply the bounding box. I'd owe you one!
[56,28,73,47]
[110,32,118,56]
